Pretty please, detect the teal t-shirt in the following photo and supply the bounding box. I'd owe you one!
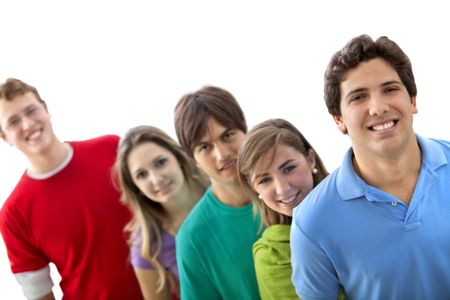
[176,187,262,300]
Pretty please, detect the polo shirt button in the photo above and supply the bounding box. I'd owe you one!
[391,202,397,206]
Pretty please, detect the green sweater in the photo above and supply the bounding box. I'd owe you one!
[254,224,346,300]
[176,187,262,300]
[253,224,297,300]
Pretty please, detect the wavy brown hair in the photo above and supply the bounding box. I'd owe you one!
[324,34,416,117]
[114,125,208,292]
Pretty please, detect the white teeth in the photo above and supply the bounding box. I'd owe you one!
[372,121,394,131]
[279,195,296,204]
[27,130,42,141]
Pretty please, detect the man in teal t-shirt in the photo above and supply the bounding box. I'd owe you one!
[174,86,262,300]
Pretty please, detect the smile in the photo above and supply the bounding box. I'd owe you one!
[369,120,397,131]
[278,191,300,204]
[154,181,172,194]
[26,129,43,141]
[220,159,236,171]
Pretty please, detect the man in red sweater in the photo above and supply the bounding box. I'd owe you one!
[0,78,143,300]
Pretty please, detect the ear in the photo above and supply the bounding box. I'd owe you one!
[411,96,418,114]
[0,131,12,146]
[306,149,316,170]
[333,115,347,134]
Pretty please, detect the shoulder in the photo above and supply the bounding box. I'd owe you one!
[177,190,213,238]
[72,134,120,148]
[253,225,290,256]
[418,135,450,171]
[1,175,30,216]
[292,170,342,234]
[299,169,340,211]
[68,135,120,159]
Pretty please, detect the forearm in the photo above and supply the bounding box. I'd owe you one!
[38,291,55,300]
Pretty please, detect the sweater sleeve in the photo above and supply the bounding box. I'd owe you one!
[253,227,298,300]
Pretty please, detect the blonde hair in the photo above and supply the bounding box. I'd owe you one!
[115,125,208,292]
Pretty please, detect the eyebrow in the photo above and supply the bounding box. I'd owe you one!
[196,127,233,146]
[380,80,402,87]
[278,159,294,170]
[5,104,36,121]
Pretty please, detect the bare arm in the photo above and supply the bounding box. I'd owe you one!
[134,268,171,300]
[39,291,55,300]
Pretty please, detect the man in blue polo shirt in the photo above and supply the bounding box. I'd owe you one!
[290,34,450,300]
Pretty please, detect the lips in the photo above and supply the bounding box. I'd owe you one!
[278,191,301,205]
[369,119,398,131]
[154,181,172,195]
[25,128,43,141]
[219,159,236,171]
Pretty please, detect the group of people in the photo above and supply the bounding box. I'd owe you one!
[1,34,449,300]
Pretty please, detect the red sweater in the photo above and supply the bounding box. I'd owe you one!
[0,135,143,300]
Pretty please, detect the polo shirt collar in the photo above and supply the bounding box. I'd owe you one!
[335,134,447,201]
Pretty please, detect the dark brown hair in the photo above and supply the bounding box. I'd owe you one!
[324,35,416,116]
[174,85,247,157]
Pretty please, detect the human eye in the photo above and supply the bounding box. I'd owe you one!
[154,157,168,168]
[350,94,365,102]
[257,176,271,186]
[384,85,400,93]
[25,106,39,117]
[223,130,235,141]
[134,170,147,180]
[7,117,21,129]
[283,164,297,174]
[196,143,210,153]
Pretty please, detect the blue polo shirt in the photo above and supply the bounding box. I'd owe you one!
[290,135,450,300]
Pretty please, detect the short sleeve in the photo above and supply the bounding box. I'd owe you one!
[129,244,155,269]
[290,217,340,300]
[176,233,220,300]
[0,206,49,273]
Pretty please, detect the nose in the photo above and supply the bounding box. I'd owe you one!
[368,94,389,116]
[213,143,230,162]
[274,176,291,196]
[148,171,164,185]
[21,115,36,130]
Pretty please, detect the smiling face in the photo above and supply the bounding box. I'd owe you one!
[127,141,186,204]
[0,91,56,157]
[193,117,246,190]
[250,144,315,217]
[334,58,418,159]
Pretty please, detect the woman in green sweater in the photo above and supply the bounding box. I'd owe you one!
[237,118,329,300]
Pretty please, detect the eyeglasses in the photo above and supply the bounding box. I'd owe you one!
[0,104,45,132]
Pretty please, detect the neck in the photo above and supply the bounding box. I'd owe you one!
[352,137,421,204]
[27,140,71,174]
[211,180,250,207]
[162,183,202,234]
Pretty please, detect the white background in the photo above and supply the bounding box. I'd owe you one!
[1,1,449,298]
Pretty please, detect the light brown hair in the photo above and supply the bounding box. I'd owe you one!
[237,119,328,227]
[115,125,208,292]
